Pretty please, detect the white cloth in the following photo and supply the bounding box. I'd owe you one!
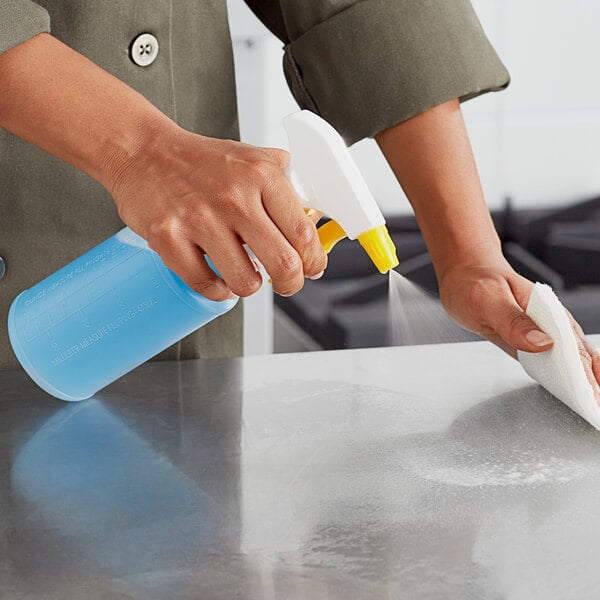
[518,283,600,430]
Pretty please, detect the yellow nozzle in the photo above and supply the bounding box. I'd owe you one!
[315,220,399,274]
[357,225,399,274]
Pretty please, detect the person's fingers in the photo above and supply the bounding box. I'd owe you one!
[573,332,600,397]
[240,217,306,296]
[564,309,600,391]
[565,308,585,337]
[202,234,263,298]
[570,326,600,404]
[149,234,236,302]
[261,175,327,281]
[593,351,600,390]
[306,209,324,226]
[589,340,600,388]
[259,149,324,254]
[484,286,553,354]
[484,332,518,359]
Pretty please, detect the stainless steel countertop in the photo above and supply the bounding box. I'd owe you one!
[1,337,600,599]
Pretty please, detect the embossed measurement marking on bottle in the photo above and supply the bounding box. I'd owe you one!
[24,241,140,308]
[50,297,159,367]
[24,248,150,343]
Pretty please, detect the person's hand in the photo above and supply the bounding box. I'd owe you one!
[438,254,600,397]
[108,123,327,301]
[0,34,327,301]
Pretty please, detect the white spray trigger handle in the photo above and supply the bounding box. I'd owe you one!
[283,110,385,240]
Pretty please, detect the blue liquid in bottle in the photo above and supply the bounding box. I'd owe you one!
[8,227,238,401]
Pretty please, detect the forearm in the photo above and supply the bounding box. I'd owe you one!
[0,33,171,192]
[375,99,502,278]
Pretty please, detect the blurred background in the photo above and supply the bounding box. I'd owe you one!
[227,0,600,355]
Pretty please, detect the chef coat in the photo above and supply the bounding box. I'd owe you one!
[0,0,510,370]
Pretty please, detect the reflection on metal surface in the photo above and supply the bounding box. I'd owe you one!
[2,341,600,598]
[2,359,244,599]
[11,401,220,576]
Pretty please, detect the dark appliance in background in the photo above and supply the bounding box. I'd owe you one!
[274,195,600,351]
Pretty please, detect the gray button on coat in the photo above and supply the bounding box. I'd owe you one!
[0,0,510,370]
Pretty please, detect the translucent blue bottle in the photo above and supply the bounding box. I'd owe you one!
[8,227,238,401]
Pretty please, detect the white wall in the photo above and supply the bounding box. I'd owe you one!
[465,0,600,210]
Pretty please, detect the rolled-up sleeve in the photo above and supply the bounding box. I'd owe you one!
[0,0,50,55]
[253,0,510,145]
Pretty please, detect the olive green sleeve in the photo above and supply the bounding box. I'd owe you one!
[0,1,50,55]
[245,0,510,145]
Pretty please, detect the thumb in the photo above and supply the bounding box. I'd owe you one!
[491,301,554,354]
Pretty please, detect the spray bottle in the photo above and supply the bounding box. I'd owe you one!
[8,110,399,401]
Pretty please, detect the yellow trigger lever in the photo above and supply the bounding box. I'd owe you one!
[304,209,348,254]
[315,219,347,254]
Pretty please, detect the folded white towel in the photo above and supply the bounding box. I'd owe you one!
[518,283,600,429]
